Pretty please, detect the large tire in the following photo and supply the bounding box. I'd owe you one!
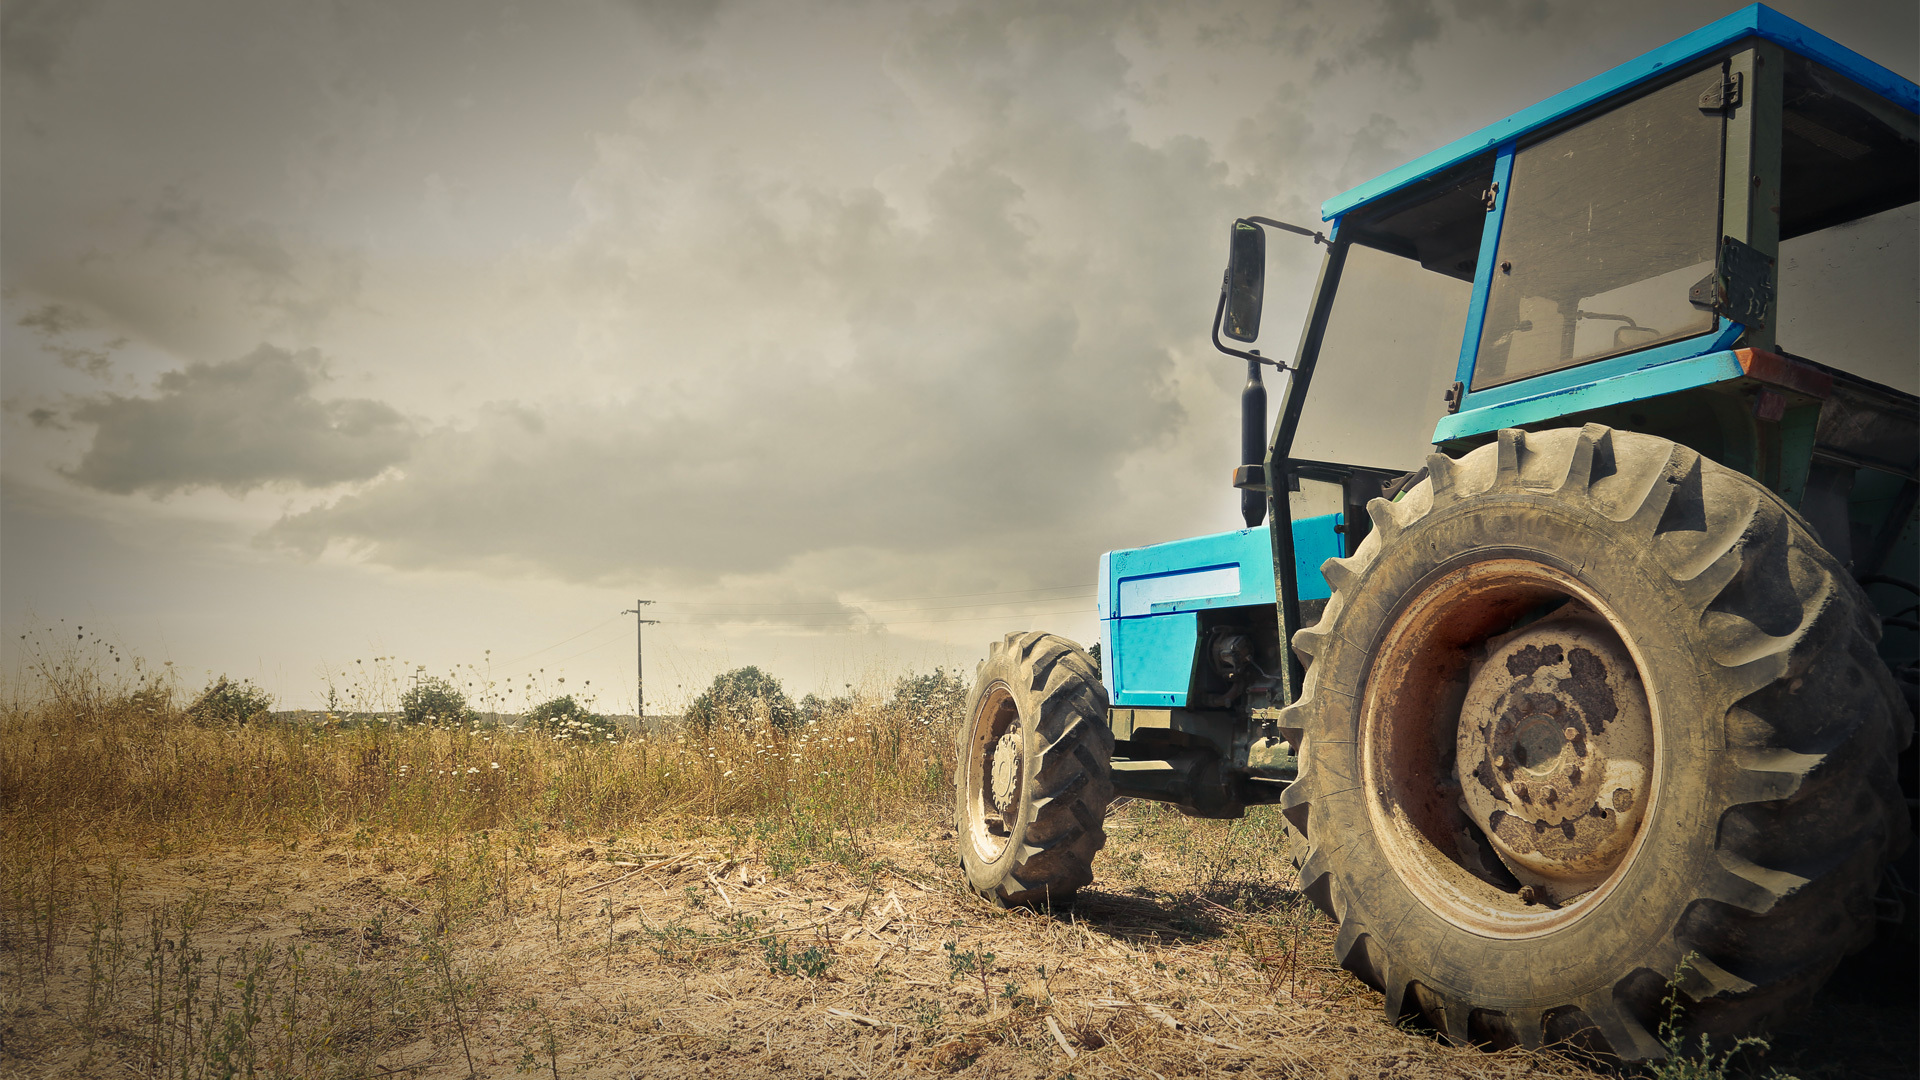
[955,632,1114,906]
[1279,425,1911,1060]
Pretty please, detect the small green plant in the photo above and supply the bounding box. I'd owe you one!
[513,998,562,1080]
[761,936,831,979]
[1652,953,1790,1080]
[423,934,478,1079]
[912,998,946,1034]
[943,939,996,1000]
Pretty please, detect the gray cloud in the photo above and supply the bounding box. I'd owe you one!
[17,301,92,335]
[15,302,115,377]
[1,0,101,84]
[65,345,413,496]
[1348,0,1445,74]
[267,0,1268,587]
[142,195,367,337]
[52,344,114,379]
[616,0,725,46]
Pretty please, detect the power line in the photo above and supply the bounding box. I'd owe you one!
[485,614,624,673]
[650,593,1094,617]
[546,632,633,667]
[655,605,1096,628]
[655,583,1096,610]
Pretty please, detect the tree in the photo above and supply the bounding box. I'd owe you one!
[187,676,273,726]
[684,666,798,732]
[525,694,619,742]
[400,676,474,726]
[887,667,969,729]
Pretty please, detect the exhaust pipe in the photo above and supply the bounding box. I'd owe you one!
[1239,358,1267,529]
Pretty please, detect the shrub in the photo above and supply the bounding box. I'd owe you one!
[798,692,847,727]
[185,676,273,726]
[400,676,474,726]
[887,667,969,729]
[685,667,798,732]
[525,695,619,742]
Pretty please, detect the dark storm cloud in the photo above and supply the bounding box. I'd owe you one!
[1347,0,1445,74]
[1299,0,1599,83]
[65,345,413,496]
[616,0,725,46]
[268,0,1258,584]
[140,194,367,337]
[15,302,116,378]
[17,302,92,335]
[1,0,101,84]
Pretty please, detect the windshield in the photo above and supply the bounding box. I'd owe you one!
[1473,66,1728,390]
[1292,242,1472,471]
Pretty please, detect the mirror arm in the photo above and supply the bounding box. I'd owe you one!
[1244,216,1328,246]
[1210,281,1289,369]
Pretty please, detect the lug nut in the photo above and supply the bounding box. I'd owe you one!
[1564,726,1579,741]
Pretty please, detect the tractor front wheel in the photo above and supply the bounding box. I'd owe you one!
[1279,425,1910,1059]
[955,631,1114,907]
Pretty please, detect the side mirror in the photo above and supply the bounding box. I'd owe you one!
[1223,219,1266,342]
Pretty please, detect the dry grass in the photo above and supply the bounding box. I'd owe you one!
[1,650,950,847]
[2,655,1910,1079]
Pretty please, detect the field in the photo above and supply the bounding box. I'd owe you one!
[2,657,1913,1079]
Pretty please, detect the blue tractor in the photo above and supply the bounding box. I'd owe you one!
[953,5,1916,1059]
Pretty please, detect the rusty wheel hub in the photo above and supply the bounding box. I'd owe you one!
[1362,558,1660,935]
[989,731,1024,815]
[1457,613,1652,899]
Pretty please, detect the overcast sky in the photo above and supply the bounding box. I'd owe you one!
[4,0,1914,712]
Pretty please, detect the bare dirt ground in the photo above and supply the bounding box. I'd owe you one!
[4,802,1913,1080]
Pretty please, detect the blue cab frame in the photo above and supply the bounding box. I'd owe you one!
[1315,3,1918,443]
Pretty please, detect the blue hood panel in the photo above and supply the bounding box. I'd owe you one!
[1098,514,1343,708]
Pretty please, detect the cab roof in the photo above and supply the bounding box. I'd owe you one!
[1322,4,1919,222]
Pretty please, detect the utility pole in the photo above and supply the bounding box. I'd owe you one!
[621,600,659,720]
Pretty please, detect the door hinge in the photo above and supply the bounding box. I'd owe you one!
[1689,235,1775,328]
[1480,182,1498,212]
[1699,70,1743,112]
[1443,381,1465,414]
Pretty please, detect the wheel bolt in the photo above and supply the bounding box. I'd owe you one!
[1494,755,1508,769]
[1564,726,1579,741]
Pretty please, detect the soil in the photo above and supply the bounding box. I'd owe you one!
[3,803,1911,1079]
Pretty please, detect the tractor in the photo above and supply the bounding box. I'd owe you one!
[952,5,1916,1060]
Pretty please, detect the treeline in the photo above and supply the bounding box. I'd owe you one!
[184,664,976,742]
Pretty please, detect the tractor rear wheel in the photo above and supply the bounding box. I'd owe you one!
[955,631,1114,907]
[1278,425,1910,1059]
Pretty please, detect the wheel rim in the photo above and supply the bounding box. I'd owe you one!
[1360,558,1659,938]
[963,681,1022,862]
